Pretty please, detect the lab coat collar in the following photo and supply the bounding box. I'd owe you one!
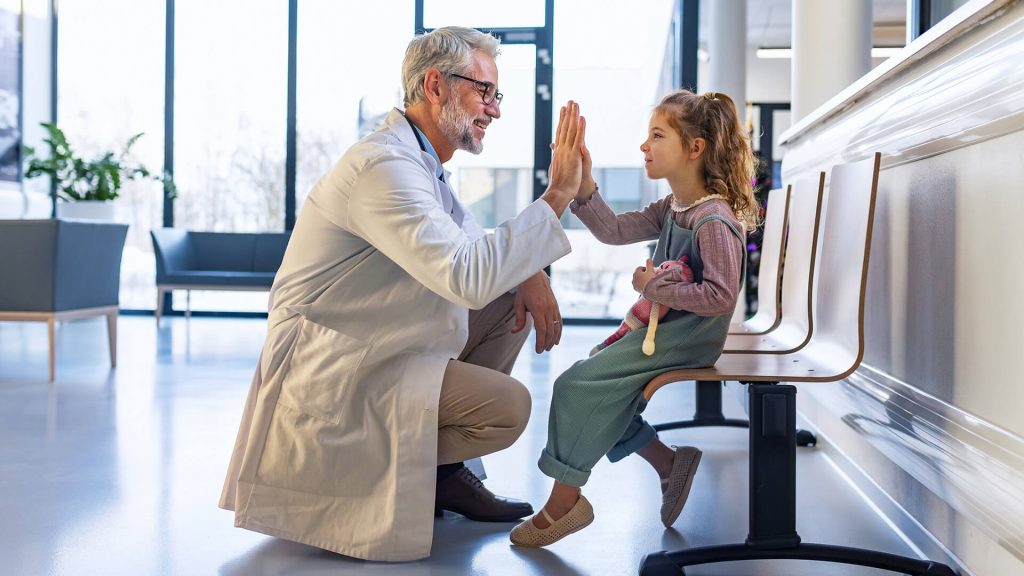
[387,108,452,183]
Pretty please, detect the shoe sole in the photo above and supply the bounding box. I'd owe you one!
[663,449,702,528]
[435,505,532,522]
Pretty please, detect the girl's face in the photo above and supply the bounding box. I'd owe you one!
[640,113,688,180]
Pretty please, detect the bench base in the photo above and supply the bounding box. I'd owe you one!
[651,380,817,446]
[640,543,958,576]
[0,306,118,382]
[155,285,271,320]
[640,383,956,576]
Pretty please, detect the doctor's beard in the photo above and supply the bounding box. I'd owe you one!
[439,97,483,155]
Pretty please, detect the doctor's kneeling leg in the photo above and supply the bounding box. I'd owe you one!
[434,291,535,522]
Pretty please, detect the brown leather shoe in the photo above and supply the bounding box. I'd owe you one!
[434,466,533,522]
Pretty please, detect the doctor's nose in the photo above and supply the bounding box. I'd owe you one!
[485,100,501,120]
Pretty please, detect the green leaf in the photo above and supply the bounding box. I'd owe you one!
[22,122,174,203]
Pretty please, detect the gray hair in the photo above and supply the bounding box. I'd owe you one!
[402,26,501,107]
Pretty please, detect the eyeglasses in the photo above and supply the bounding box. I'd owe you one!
[447,72,503,105]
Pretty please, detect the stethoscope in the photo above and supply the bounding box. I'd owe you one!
[402,112,455,216]
[404,113,429,156]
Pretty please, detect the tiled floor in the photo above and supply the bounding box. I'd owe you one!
[0,316,922,575]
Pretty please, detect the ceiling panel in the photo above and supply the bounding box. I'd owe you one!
[699,0,908,49]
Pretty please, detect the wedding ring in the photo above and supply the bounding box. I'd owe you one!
[553,320,561,324]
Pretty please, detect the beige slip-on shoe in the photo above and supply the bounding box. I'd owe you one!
[509,494,595,548]
[661,445,702,527]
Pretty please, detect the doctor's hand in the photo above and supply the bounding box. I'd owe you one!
[550,128,595,202]
[512,271,563,353]
[540,100,585,218]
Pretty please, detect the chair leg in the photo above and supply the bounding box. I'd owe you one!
[652,381,817,446]
[106,310,117,368]
[185,290,191,320]
[652,381,750,432]
[47,317,56,382]
[638,383,958,576]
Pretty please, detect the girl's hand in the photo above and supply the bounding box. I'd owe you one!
[551,126,595,201]
[632,258,657,292]
[540,101,585,218]
[578,141,596,202]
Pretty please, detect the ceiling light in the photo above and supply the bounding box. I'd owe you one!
[756,48,792,59]
[755,47,904,59]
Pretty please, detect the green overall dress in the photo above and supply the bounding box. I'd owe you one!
[538,210,745,487]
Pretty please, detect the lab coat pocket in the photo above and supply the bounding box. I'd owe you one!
[277,316,370,424]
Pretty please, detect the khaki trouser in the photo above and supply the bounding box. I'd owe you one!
[437,291,533,465]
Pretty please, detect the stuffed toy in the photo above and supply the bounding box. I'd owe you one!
[591,256,694,357]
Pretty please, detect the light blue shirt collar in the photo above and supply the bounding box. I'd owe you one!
[407,118,445,182]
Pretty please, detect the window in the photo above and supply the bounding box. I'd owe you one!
[58,0,165,310]
[171,0,287,313]
[445,44,537,231]
[914,0,972,38]
[295,1,413,213]
[551,0,677,319]
[173,0,287,234]
[422,0,546,29]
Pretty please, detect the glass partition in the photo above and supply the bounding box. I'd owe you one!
[173,0,287,234]
[423,0,545,29]
[171,0,287,313]
[295,1,413,213]
[447,45,536,229]
[57,0,165,310]
[551,0,676,319]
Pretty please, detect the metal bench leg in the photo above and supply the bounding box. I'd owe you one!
[639,383,957,576]
[652,381,750,432]
[652,380,817,447]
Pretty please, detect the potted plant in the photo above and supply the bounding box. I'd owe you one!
[23,122,174,220]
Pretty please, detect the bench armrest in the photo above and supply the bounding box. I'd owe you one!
[151,228,191,280]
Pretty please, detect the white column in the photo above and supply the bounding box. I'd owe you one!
[706,0,748,323]
[791,0,872,122]
[706,0,747,107]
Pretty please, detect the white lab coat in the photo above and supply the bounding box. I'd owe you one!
[219,109,571,561]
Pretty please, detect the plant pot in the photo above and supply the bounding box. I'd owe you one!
[57,200,118,221]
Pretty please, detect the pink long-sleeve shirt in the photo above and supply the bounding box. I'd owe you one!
[570,191,745,317]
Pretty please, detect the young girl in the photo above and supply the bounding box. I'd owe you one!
[511,90,758,547]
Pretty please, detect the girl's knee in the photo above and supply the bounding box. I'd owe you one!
[552,371,591,404]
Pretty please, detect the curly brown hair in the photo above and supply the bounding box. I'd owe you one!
[654,90,759,230]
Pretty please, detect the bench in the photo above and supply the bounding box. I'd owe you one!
[150,229,290,318]
[657,182,816,433]
[638,154,956,576]
[729,186,790,336]
[722,173,824,355]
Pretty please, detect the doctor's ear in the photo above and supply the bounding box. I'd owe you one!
[423,68,446,104]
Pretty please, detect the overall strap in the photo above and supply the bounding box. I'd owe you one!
[693,214,743,241]
[692,214,747,288]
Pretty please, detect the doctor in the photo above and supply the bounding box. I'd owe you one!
[219,27,585,561]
